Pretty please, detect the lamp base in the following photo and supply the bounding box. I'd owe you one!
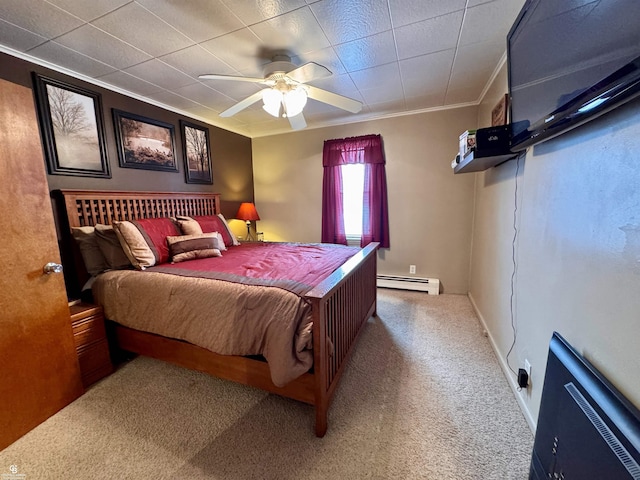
[245,221,255,241]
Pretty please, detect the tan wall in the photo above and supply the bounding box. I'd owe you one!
[252,107,478,294]
[470,63,640,429]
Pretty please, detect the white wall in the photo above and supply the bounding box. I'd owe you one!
[470,64,640,430]
[252,108,478,293]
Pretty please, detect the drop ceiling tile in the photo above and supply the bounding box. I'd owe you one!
[220,0,307,26]
[448,41,505,94]
[349,62,401,92]
[173,82,234,109]
[399,49,454,98]
[366,98,410,115]
[249,7,330,56]
[444,85,482,105]
[206,81,263,103]
[28,41,117,77]
[159,45,235,79]
[182,104,221,120]
[395,10,464,60]
[404,92,447,110]
[123,59,197,90]
[45,0,130,22]
[0,19,47,52]
[55,24,152,69]
[310,0,392,44]
[333,30,397,72]
[135,0,243,44]
[200,29,265,73]
[146,89,201,111]
[388,0,467,28]
[95,70,164,96]
[459,0,524,46]
[291,47,347,76]
[0,0,84,38]
[91,3,193,57]
[307,73,360,99]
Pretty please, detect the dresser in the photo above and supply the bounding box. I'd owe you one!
[69,302,113,388]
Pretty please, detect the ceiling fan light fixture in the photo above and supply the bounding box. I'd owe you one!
[262,88,282,117]
[283,86,307,117]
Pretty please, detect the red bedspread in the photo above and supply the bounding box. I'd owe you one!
[148,242,360,296]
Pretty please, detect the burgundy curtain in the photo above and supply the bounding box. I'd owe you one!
[321,134,390,248]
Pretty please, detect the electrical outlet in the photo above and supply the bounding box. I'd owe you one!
[524,359,532,379]
[409,265,416,274]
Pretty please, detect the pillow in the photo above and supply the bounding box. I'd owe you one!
[176,218,203,236]
[94,224,132,270]
[217,213,240,246]
[134,217,182,265]
[112,221,156,270]
[166,233,222,263]
[71,226,109,276]
[188,215,234,247]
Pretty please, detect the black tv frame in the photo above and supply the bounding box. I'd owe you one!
[530,332,640,479]
[507,0,640,151]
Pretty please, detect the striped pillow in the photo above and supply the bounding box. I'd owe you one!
[166,233,222,263]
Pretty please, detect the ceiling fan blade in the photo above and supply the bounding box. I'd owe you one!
[305,85,363,113]
[286,62,332,84]
[199,74,266,84]
[219,90,265,117]
[287,112,307,130]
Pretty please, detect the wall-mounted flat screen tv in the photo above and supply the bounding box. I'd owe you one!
[508,0,640,151]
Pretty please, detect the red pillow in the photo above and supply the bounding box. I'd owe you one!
[191,215,233,246]
[133,218,181,265]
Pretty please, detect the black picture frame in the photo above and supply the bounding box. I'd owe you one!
[180,120,213,184]
[32,73,111,178]
[112,109,178,172]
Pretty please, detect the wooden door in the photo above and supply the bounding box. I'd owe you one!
[0,78,83,450]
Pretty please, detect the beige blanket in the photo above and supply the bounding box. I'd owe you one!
[92,270,313,387]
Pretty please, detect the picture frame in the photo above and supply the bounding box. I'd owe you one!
[491,93,509,126]
[180,120,213,184]
[32,73,111,178]
[112,109,178,172]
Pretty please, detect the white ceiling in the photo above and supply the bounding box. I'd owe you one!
[0,0,525,138]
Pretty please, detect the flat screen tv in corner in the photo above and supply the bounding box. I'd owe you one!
[530,332,640,479]
[508,0,640,151]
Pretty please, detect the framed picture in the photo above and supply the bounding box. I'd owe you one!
[32,73,110,178]
[491,94,509,126]
[180,120,213,184]
[112,109,178,172]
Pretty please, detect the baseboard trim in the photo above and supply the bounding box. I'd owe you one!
[467,292,537,435]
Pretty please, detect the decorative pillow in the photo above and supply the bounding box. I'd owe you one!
[166,233,222,263]
[71,226,109,276]
[134,217,182,265]
[177,218,203,236]
[112,221,156,270]
[94,224,132,270]
[217,213,240,246]
[189,215,234,247]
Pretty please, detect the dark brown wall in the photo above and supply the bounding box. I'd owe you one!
[0,52,254,218]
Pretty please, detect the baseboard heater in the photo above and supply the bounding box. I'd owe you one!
[376,275,440,295]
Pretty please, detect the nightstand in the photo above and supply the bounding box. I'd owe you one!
[69,302,113,388]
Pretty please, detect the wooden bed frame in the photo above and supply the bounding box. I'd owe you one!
[56,189,378,437]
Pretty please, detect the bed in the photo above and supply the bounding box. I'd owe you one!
[56,189,378,437]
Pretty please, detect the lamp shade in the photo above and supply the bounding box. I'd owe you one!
[236,202,260,221]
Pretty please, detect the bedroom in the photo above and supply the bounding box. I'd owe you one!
[1,0,640,477]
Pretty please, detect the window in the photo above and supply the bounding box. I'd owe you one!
[341,164,364,237]
[321,134,390,248]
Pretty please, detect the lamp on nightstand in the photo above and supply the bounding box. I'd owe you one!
[236,202,260,241]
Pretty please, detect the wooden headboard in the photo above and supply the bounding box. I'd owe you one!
[54,189,222,299]
[57,189,221,228]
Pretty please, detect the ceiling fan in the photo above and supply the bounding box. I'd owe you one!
[199,55,363,130]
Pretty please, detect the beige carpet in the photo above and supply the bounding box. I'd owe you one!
[0,290,533,479]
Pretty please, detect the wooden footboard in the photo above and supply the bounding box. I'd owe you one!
[56,189,378,437]
[307,242,378,436]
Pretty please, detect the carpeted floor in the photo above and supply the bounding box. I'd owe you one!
[0,290,533,479]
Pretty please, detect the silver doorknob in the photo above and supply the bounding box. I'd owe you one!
[43,262,63,274]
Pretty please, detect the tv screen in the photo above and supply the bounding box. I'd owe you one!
[508,0,640,150]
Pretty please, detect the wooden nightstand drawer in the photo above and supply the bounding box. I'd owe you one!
[72,314,107,348]
[68,302,113,388]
